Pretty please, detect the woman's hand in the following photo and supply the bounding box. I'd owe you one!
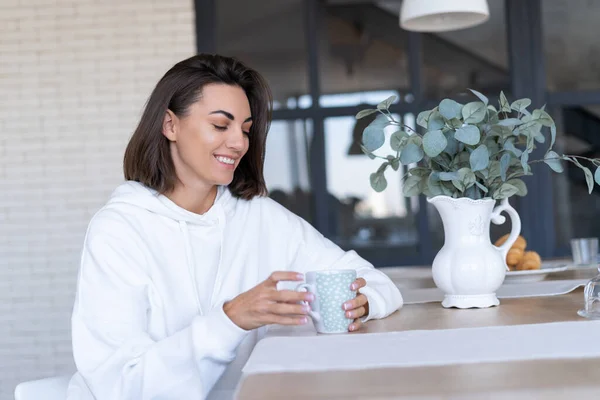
[223,271,313,331]
[342,278,369,332]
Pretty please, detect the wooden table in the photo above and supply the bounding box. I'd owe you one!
[236,268,598,399]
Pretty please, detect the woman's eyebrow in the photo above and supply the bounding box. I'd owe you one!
[209,110,252,122]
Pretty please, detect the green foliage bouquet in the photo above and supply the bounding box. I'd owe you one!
[358,90,600,200]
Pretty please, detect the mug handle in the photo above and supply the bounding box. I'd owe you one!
[490,197,522,271]
[295,283,321,322]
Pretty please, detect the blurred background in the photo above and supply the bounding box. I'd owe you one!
[2,0,600,397]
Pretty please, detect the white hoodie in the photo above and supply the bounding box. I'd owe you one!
[67,181,403,400]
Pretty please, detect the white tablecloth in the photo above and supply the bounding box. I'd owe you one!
[242,320,600,375]
[402,279,588,304]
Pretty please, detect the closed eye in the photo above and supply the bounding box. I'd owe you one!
[213,124,227,131]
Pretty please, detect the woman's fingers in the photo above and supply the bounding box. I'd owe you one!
[350,278,367,291]
[269,302,310,316]
[342,293,368,311]
[267,271,304,286]
[274,289,314,303]
[349,318,363,332]
[345,306,366,319]
[266,314,309,326]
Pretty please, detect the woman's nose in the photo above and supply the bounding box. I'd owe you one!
[226,127,246,150]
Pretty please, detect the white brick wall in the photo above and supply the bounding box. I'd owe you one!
[0,1,195,398]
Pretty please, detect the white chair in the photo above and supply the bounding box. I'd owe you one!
[14,375,71,400]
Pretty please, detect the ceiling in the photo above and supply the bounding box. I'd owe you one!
[216,0,600,102]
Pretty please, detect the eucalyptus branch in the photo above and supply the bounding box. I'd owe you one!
[358,90,600,197]
[528,155,600,165]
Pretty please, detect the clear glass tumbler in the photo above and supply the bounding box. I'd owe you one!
[578,267,600,319]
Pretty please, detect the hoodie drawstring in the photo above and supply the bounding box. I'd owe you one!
[179,220,203,315]
[208,209,226,309]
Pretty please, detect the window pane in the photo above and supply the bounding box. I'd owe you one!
[319,3,408,105]
[543,0,600,91]
[420,0,510,98]
[324,115,420,266]
[217,0,308,109]
[552,106,600,255]
[264,119,313,223]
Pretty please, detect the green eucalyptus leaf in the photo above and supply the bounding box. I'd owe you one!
[470,145,489,171]
[497,118,523,127]
[416,109,433,128]
[455,125,481,145]
[503,139,522,157]
[448,118,463,129]
[403,175,422,197]
[500,153,511,181]
[390,130,409,151]
[423,129,448,157]
[452,167,476,192]
[583,165,595,194]
[526,133,535,152]
[360,145,376,159]
[468,88,489,105]
[427,172,443,196]
[461,102,487,124]
[488,160,501,181]
[595,166,600,186]
[572,159,594,194]
[549,124,556,150]
[510,98,531,112]
[370,171,387,192]
[506,178,528,196]
[492,183,519,200]
[409,167,430,177]
[484,139,501,156]
[534,129,546,143]
[362,114,388,152]
[521,151,530,174]
[377,95,397,110]
[489,125,512,139]
[439,99,463,120]
[400,143,424,165]
[356,109,379,119]
[438,171,460,181]
[443,131,459,155]
[390,158,400,171]
[376,161,389,173]
[499,91,511,112]
[428,110,445,131]
[475,181,489,193]
[535,110,554,127]
[487,104,498,113]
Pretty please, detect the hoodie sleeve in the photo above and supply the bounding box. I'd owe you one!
[71,209,248,400]
[280,204,403,322]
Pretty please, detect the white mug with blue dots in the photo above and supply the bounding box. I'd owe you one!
[296,269,357,334]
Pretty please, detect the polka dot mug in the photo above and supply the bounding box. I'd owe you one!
[296,269,357,334]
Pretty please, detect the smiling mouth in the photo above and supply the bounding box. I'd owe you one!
[215,155,236,165]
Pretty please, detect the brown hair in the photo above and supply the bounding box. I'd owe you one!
[123,54,273,200]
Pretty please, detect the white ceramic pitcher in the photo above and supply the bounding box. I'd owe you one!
[427,196,521,308]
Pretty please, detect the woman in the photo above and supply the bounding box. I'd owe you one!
[67,54,403,400]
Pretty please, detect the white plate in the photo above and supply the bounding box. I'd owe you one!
[504,265,569,284]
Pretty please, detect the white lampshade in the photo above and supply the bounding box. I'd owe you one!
[400,0,490,32]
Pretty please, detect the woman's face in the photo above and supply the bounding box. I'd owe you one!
[163,83,252,191]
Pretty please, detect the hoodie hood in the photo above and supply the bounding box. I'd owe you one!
[105,180,237,224]
[105,180,237,316]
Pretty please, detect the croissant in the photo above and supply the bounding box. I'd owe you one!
[516,251,542,271]
[506,248,524,270]
[495,234,527,251]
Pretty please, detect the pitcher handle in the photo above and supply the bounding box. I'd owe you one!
[490,197,522,271]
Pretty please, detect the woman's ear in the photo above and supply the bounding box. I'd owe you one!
[162,109,177,141]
